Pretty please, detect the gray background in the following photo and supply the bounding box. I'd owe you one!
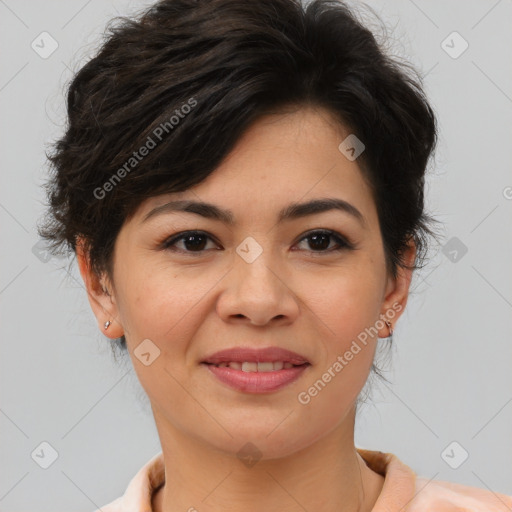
[1,0,511,510]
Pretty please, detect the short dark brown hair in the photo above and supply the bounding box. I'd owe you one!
[38,0,441,369]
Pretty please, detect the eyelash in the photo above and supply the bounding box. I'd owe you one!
[160,229,353,256]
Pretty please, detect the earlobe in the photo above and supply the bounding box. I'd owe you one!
[75,236,123,338]
[379,239,416,337]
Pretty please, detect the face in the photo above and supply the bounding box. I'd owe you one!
[78,106,414,459]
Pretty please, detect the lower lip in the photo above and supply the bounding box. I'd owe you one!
[202,363,310,393]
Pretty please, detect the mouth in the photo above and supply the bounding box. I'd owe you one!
[201,346,309,366]
[203,361,308,371]
[200,346,311,393]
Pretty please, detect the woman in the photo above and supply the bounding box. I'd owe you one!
[38,0,512,510]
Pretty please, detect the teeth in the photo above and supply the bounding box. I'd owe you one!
[256,362,274,372]
[213,361,301,371]
[242,362,258,372]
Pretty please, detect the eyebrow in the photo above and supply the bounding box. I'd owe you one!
[142,197,366,227]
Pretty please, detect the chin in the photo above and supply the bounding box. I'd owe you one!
[199,423,319,462]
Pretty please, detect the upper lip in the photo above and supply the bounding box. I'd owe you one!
[202,347,310,365]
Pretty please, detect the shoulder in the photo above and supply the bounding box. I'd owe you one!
[408,476,512,511]
[90,452,165,512]
[91,496,122,512]
[357,448,512,512]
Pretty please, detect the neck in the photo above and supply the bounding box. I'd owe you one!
[151,407,384,512]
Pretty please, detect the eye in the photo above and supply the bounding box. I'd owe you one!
[294,230,352,253]
[161,230,218,254]
[160,229,352,255]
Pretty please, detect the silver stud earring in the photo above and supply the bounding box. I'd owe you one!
[104,320,111,330]
[384,320,393,339]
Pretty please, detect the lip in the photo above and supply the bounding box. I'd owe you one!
[203,363,310,393]
[201,347,309,365]
[201,346,310,394]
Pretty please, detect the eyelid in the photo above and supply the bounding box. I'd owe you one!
[159,230,218,252]
[160,229,354,254]
[294,229,353,251]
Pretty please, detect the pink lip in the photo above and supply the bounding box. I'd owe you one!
[202,346,309,365]
[203,363,310,393]
[201,346,310,393]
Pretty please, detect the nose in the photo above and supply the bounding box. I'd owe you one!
[216,249,300,327]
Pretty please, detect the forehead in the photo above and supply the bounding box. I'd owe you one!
[135,107,378,229]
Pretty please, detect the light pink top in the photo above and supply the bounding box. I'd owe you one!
[93,448,512,511]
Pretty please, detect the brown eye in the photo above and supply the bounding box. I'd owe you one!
[162,231,218,253]
[294,230,352,253]
[160,229,352,256]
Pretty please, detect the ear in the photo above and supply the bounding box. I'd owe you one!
[75,235,123,339]
[378,237,416,337]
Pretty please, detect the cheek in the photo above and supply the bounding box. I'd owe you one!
[313,261,384,339]
[304,261,383,388]
[299,291,379,427]
[115,265,219,353]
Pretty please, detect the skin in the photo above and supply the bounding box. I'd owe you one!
[77,106,415,512]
